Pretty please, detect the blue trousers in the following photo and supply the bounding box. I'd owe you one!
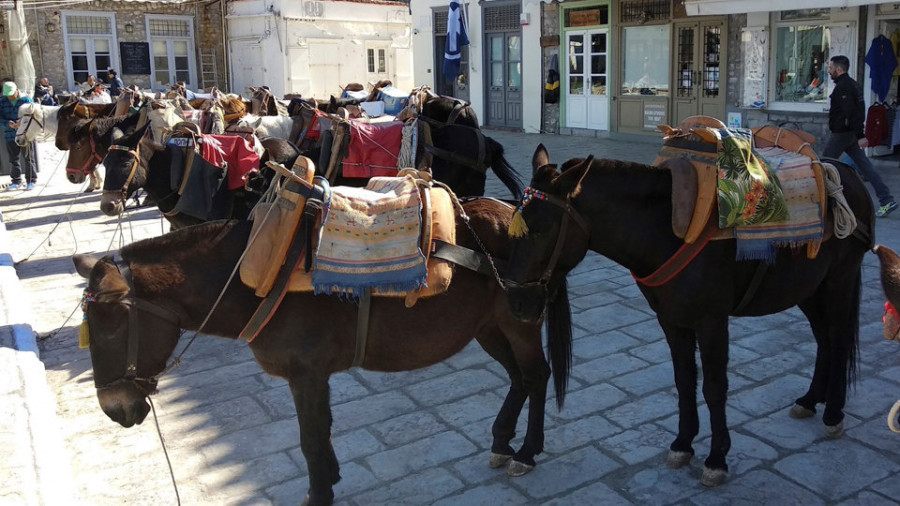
[823,131,893,206]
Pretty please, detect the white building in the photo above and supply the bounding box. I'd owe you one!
[226,0,414,99]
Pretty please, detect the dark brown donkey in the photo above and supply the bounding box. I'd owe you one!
[73,198,573,505]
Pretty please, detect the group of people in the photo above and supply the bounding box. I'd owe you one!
[1,69,124,191]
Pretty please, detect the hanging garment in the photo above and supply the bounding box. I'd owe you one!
[866,102,888,147]
[866,35,898,102]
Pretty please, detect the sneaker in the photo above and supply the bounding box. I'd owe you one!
[6,183,21,191]
[877,201,899,218]
[25,183,35,191]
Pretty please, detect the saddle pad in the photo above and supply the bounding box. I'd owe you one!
[312,176,427,297]
[201,134,262,190]
[341,120,404,178]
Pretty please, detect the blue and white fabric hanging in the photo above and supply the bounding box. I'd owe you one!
[442,0,469,83]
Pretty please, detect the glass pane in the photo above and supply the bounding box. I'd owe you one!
[491,37,503,59]
[149,18,190,37]
[72,55,88,71]
[176,70,190,83]
[66,16,111,35]
[570,55,583,75]
[70,38,87,52]
[153,41,168,56]
[378,50,386,73]
[569,35,584,55]
[592,76,607,95]
[95,55,110,72]
[570,76,584,95]
[591,55,605,75]
[773,24,827,103]
[508,62,522,88]
[507,36,521,62]
[491,62,503,86]
[367,49,374,72]
[94,39,109,53]
[155,71,170,87]
[155,56,169,71]
[175,56,189,72]
[591,33,606,53]
[174,41,188,56]
[623,25,670,95]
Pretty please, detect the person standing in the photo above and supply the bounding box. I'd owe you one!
[824,55,898,217]
[107,69,123,98]
[0,81,36,191]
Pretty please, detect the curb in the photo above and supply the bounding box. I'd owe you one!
[0,212,76,504]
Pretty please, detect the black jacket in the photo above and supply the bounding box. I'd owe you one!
[829,73,865,138]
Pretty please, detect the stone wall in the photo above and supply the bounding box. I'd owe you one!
[14,0,226,94]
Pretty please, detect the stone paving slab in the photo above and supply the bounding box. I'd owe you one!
[2,131,900,504]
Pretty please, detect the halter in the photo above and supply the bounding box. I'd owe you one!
[103,142,143,201]
[15,105,44,144]
[87,258,181,392]
[504,187,590,292]
[66,128,105,177]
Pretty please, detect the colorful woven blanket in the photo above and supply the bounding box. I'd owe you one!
[715,128,822,261]
[312,176,427,297]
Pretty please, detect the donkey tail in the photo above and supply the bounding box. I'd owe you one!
[485,136,524,200]
[546,278,573,410]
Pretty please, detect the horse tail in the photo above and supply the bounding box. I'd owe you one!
[546,278,573,410]
[485,136,524,199]
[847,265,861,389]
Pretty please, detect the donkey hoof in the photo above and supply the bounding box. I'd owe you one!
[825,421,845,439]
[489,452,512,469]
[666,450,693,469]
[506,459,535,477]
[700,467,727,487]
[789,403,815,419]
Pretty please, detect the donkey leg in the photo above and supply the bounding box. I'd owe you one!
[696,318,732,487]
[289,374,340,506]
[505,323,551,477]
[476,330,529,469]
[661,323,700,469]
[796,298,830,417]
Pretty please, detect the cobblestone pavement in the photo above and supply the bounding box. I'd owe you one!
[3,130,900,505]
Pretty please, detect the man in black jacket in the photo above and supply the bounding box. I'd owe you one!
[824,55,898,217]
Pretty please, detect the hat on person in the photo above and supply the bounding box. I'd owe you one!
[2,81,17,97]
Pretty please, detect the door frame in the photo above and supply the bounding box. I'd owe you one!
[559,1,611,131]
[563,28,609,130]
[671,17,727,127]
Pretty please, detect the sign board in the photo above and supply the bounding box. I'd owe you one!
[642,101,666,130]
[120,42,151,75]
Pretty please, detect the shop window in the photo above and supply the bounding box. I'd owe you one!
[622,25,670,96]
[773,24,828,104]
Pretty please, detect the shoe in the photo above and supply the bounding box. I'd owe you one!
[6,183,21,191]
[25,183,35,191]
[877,201,899,217]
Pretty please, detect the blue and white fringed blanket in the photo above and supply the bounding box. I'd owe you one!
[312,176,427,298]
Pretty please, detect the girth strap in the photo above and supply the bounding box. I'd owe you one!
[432,240,505,276]
[632,216,718,287]
[352,289,372,368]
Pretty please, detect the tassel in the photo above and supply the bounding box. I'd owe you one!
[78,319,90,349]
[508,210,529,238]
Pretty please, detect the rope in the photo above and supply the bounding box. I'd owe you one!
[398,120,416,169]
[821,161,857,239]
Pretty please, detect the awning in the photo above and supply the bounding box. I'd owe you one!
[684,0,878,16]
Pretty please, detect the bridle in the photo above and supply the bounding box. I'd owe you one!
[87,258,182,392]
[504,187,590,293]
[102,141,143,201]
[66,126,104,178]
[15,104,44,145]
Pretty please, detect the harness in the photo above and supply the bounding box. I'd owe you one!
[87,258,181,392]
[67,127,104,177]
[104,143,143,201]
[15,106,44,145]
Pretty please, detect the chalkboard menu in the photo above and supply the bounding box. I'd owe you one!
[120,42,151,75]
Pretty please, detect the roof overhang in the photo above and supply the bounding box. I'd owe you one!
[684,0,875,16]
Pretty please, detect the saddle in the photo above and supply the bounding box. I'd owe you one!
[240,163,456,307]
[654,116,827,259]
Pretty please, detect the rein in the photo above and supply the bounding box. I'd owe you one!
[15,106,44,144]
[103,138,145,202]
[504,188,590,292]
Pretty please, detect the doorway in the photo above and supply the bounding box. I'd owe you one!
[565,29,609,130]
[484,3,523,129]
[671,19,727,125]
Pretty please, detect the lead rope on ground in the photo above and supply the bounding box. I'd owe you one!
[147,397,181,505]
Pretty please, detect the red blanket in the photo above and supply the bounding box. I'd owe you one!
[201,134,261,190]
[341,120,403,178]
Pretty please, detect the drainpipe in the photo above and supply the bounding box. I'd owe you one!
[221,0,229,92]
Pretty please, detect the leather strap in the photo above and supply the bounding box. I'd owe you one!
[352,289,372,368]
[632,216,717,287]
[431,240,505,276]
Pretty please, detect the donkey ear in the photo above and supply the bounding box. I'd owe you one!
[532,144,550,175]
[73,253,100,278]
[554,155,594,198]
[111,127,124,141]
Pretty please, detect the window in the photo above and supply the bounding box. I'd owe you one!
[63,12,115,90]
[367,48,386,73]
[622,25,670,96]
[147,16,195,90]
[773,24,828,104]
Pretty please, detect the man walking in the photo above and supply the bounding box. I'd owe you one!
[0,81,36,191]
[824,55,898,217]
